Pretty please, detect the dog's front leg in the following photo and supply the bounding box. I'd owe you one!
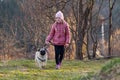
[41,62,45,69]
[38,62,42,69]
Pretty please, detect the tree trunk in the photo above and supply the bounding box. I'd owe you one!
[92,42,97,58]
[76,38,84,60]
[87,29,91,59]
[108,0,116,58]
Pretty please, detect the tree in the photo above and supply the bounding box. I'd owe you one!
[108,0,116,58]
[70,0,95,60]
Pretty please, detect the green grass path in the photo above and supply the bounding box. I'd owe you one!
[0,59,108,80]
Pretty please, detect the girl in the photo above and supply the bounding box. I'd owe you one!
[45,11,70,69]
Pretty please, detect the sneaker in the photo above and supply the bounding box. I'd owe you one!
[59,63,61,66]
[56,65,60,69]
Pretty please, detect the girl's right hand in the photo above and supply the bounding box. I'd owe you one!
[45,41,50,45]
[65,43,69,48]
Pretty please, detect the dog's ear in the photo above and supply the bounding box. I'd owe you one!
[44,48,47,51]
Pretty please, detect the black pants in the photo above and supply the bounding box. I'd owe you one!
[54,45,65,65]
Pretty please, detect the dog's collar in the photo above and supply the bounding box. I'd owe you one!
[37,57,46,62]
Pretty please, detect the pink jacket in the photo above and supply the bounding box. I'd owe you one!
[46,21,70,45]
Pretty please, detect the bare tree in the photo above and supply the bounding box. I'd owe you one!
[108,0,116,58]
[70,0,95,60]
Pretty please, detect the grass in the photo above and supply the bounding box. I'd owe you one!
[91,58,120,80]
[0,59,108,80]
[100,58,120,73]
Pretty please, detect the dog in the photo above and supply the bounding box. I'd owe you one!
[35,47,48,69]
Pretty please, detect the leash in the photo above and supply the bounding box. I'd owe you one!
[44,41,53,47]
